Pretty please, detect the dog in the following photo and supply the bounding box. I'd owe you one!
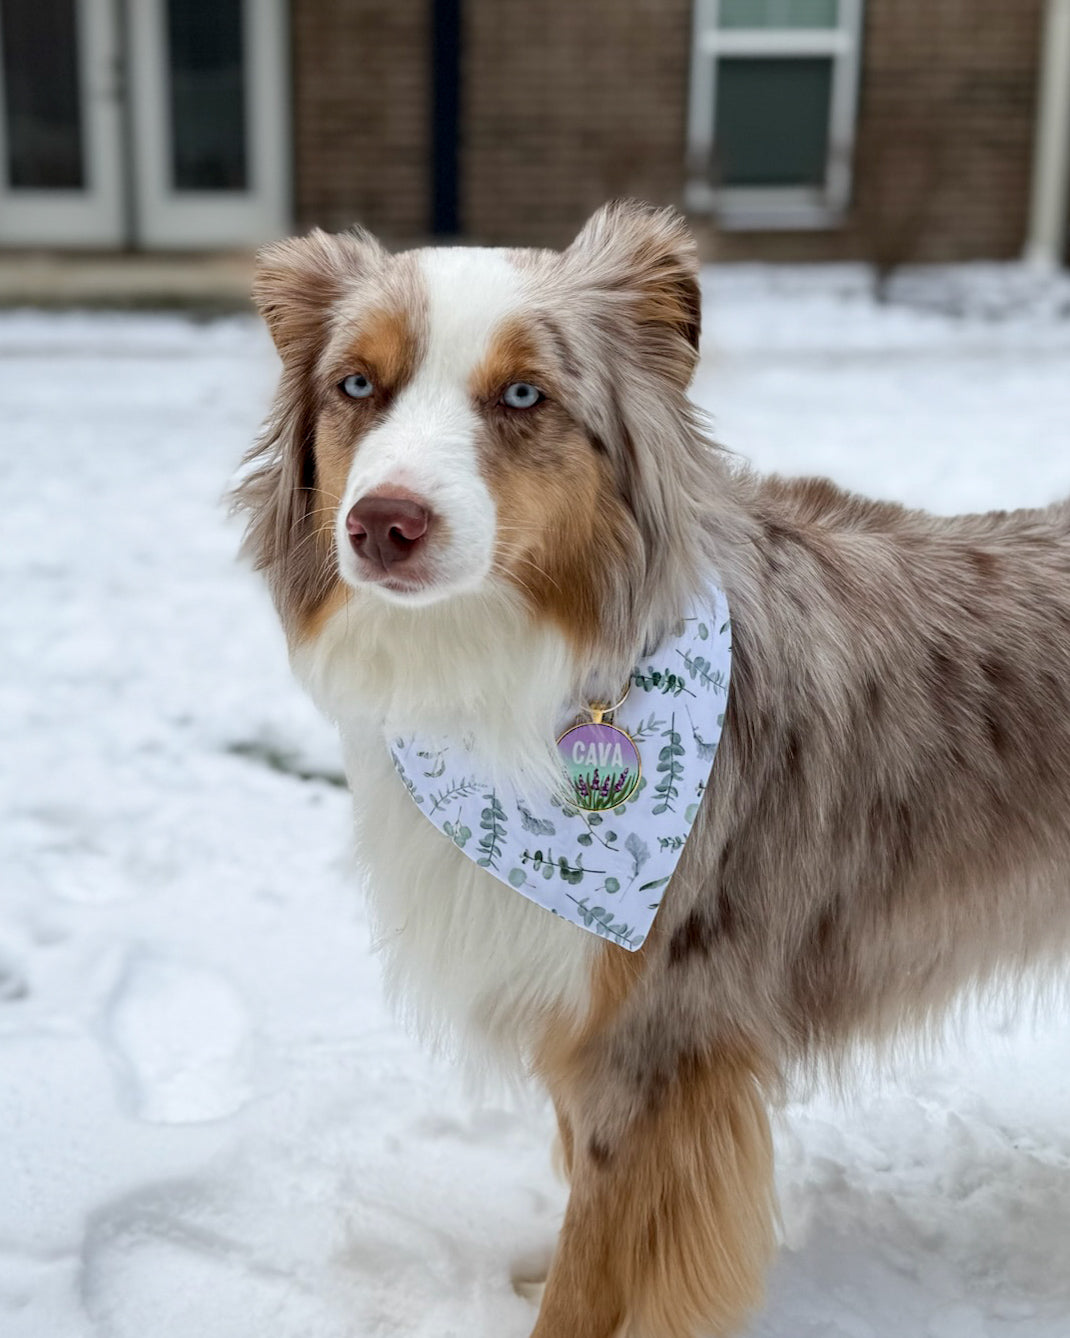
[234,200,1070,1337]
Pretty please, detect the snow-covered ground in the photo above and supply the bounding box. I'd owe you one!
[2,265,1070,1338]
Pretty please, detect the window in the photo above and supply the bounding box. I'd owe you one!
[166,0,248,192]
[687,0,865,228]
[1,0,85,190]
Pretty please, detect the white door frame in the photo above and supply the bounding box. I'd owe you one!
[0,0,126,246]
[1025,0,1070,266]
[126,0,290,249]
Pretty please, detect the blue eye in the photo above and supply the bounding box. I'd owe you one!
[341,373,374,399]
[501,382,543,409]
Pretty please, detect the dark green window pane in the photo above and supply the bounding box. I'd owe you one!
[167,0,247,191]
[1,0,84,189]
[719,0,839,27]
[714,56,832,188]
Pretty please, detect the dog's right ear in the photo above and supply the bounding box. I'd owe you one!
[234,228,384,640]
[252,228,385,362]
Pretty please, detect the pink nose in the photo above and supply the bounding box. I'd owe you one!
[346,494,432,571]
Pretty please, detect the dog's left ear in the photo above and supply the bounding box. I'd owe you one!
[565,200,701,388]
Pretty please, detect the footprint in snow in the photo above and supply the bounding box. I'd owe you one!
[0,947,28,1002]
[105,954,253,1124]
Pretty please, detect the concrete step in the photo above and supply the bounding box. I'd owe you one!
[0,251,256,312]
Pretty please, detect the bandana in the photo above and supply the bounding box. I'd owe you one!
[389,586,731,951]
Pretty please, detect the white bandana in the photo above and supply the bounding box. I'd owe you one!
[389,586,731,950]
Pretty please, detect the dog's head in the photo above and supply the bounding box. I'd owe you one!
[237,201,711,660]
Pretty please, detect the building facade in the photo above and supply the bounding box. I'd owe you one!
[1,0,1067,265]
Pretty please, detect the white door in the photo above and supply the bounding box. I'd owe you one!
[0,0,288,250]
[126,0,289,249]
[0,0,125,246]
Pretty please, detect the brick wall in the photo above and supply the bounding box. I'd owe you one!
[462,0,692,248]
[290,0,1047,263]
[291,0,429,240]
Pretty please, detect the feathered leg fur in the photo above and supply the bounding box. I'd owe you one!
[535,1042,776,1338]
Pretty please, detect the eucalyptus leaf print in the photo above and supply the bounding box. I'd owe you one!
[429,776,481,814]
[517,800,556,836]
[443,818,472,850]
[558,856,585,886]
[417,747,447,778]
[625,832,650,878]
[520,847,604,885]
[521,847,551,872]
[567,896,641,948]
[630,711,666,742]
[676,648,728,694]
[652,716,684,815]
[578,820,620,853]
[692,730,717,762]
[632,666,696,699]
[686,708,718,762]
[389,749,425,806]
[476,792,507,869]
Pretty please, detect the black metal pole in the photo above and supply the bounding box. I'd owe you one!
[430,0,461,237]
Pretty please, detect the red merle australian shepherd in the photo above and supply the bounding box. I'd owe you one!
[234,201,1070,1337]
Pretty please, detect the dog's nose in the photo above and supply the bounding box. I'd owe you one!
[346,494,432,571]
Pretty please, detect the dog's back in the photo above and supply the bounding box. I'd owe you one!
[678,476,1070,1060]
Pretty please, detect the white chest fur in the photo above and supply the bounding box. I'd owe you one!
[293,591,598,1071]
[344,732,596,1069]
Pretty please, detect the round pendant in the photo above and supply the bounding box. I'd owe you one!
[557,721,642,812]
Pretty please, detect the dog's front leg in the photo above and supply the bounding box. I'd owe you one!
[532,1045,776,1338]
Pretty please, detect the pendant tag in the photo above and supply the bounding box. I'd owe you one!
[557,720,642,812]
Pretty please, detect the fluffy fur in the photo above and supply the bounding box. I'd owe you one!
[233,200,1070,1337]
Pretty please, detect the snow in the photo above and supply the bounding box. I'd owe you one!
[2,265,1070,1338]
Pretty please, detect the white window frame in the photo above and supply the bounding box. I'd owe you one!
[686,0,866,229]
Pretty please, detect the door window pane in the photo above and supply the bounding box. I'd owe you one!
[1,0,84,189]
[166,0,247,191]
[719,0,839,28]
[713,56,832,187]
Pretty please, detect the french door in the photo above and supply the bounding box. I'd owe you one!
[0,0,289,248]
